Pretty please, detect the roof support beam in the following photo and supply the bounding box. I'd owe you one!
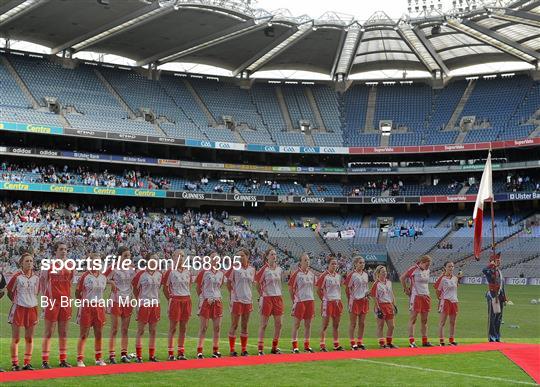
[56,1,171,55]
[398,23,445,76]
[493,9,540,28]
[141,18,270,66]
[0,0,41,27]
[333,25,362,79]
[242,24,313,75]
[413,26,450,75]
[448,18,540,63]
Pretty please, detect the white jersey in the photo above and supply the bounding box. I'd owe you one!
[132,270,162,302]
[77,272,107,301]
[163,269,191,297]
[345,271,369,300]
[289,269,315,302]
[106,268,135,303]
[436,275,459,303]
[405,265,430,297]
[317,271,342,301]
[7,271,39,307]
[227,266,255,304]
[255,264,283,297]
[370,280,394,304]
[197,270,224,301]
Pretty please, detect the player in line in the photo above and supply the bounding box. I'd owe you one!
[289,253,316,353]
[370,265,398,349]
[132,253,162,363]
[75,253,108,367]
[317,256,344,351]
[195,252,224,358]
[40,241,74,369]
[435,261,461,346]
[344,256,369,350]
[163,250,192,360]
[7,253,39,371]
[226,248,255,356]
[255,249,284,355]
[106,246,135,364]
[401,255,433,348]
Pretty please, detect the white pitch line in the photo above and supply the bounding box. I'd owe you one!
[352,358,537,386]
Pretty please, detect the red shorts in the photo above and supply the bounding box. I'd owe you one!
[9,305,38,328]
[109,302,134,318]
[349,298,369,315]
[322,300,343,318]
[78,306,106,327]
[260,296,284,317]
[291,300,315,320]
[137,305,161,324]
[198,299,223,319]
[378,302,395,321]
[231,302,253,316]
[442,300,459,316]
[168,296,192,322]
[44,300,72,322]
[412,295,431,313]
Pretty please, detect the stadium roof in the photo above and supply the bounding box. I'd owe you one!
[0,0,539,80]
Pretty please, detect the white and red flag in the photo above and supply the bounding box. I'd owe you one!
[472,151,494,260]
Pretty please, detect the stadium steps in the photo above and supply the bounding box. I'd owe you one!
[436,213,454,228]
[361,215,371,228]
[423,228,453,257]
[365,86,377,131]
[153,122,168,137]
[528,124,540,138]
[57,113,72,128]
[93,69,136,119]
[377,229,388,244]
[455,129,468,144]
[182,79,218,126]
[305,87,326,131]
[445,79,476,131]
[380,133,390,147]
[457,185,469,195]
[275,86,294,130]
[1,55,40,109]
[305,132,316,146]
[232,129,245,143]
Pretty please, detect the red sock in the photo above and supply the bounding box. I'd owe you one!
[197,346,203,354]
[42,353,49,362]
[59,352,67,362]
[449,337,455,343]
[409,337,415,344]
[350,340,356,347]
[23,354,31,366]
[333,341,340,348]
[272,339,279,350]
[212,345,219,353]
[136,346,142,358]
[177,346,184,356]
[378,338,385,346]
[77,354,83,362]
[440,337,445,344]
[240,335,248,352]
[109,350,115,358]
[149,347,155,358]
[304,340,310,350]
[422,336,428,345]
[121,351,127,357]
[168,348,174,357]
[357,337,363,345]
[292,340,298,350]
[229,336,236,352]
[386,337,392,345]
[258,340,264,351]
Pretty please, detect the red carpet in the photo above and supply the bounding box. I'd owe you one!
[502,346,540,384]
[1,342,538,383]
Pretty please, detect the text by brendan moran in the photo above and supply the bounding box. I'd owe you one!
[40,296,158,310]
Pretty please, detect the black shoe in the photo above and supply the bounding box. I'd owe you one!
[149,356,158,362]
[177,354,187,360]
[358,344,366,350]
[12,364,21,371]
[22,364,34,371]
[120,355,130,363]
[59,360,72,368]
[422,342,434,347]
[240,351,248,357]
[409,343,418,348]
[168,355,176,361]
[109,356,117,364]
[439,342,446,346]
[42,361,51,369]
[333,346,344,351]
[197,353,204,359]
[258,351,264,356]
[449,341,458,346]
[304,347,314,353]
[352,345,359,351]
[135,357,143,363]
[379,344,388,349]
[211,352,221,358]
[292,348,300,354]
[270,348,282,354]
[387,344,399,349]
[230,351,238,357]
[320,346,328,352]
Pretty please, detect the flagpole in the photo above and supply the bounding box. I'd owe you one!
[490,197,496,254]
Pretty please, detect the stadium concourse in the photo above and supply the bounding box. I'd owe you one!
[0,0,540,385]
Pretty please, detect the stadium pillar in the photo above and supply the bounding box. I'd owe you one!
[530,69,540,81]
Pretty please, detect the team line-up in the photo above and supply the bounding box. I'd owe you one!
[3,242,461,372]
